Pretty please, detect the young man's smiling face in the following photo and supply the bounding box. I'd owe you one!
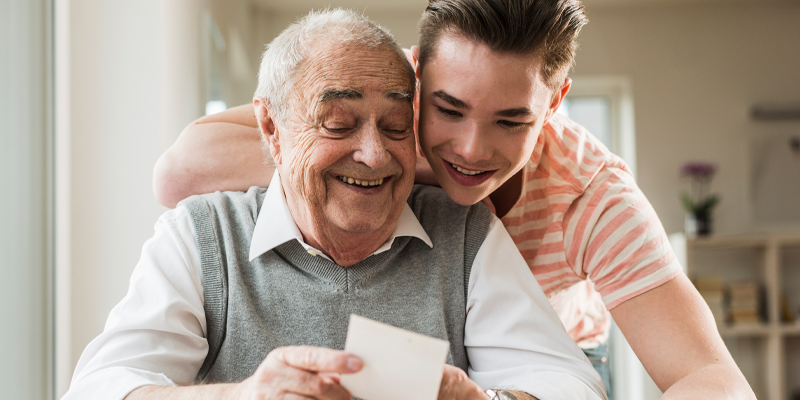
[418,33,567,207]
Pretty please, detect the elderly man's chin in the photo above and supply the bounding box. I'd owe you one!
[323,173,411,234]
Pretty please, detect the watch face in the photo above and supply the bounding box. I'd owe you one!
[497,390,520,400]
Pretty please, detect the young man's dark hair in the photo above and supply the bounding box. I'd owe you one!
[418,0,588,91]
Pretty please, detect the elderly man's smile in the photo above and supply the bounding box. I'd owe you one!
[333,173,390,190]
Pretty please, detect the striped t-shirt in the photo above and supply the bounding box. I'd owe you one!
[500,113,682,348]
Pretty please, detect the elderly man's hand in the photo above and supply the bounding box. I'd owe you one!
[233,346,362,400]
[437,364,488,400]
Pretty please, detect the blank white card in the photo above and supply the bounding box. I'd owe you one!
[339,315,450,400]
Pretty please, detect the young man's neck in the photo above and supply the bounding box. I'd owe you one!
[489,168,524,219]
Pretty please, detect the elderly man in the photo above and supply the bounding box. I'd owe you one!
[63,9,604,400]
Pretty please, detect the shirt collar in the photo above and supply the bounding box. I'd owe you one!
[249,170,433,262]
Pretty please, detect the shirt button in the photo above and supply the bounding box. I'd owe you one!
[307,250,317,257]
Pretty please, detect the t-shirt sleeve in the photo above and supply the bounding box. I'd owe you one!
[562,166,683,310]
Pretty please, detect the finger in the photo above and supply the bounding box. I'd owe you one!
[274,393,315,400]
[318,372,341,384]
[269,368,351,400]
[273,346,363,373]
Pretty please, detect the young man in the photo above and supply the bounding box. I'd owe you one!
[154,1,754,398]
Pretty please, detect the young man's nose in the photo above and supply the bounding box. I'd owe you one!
[453,123,492,164]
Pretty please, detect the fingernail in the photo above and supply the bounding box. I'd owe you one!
[347,356,363,371]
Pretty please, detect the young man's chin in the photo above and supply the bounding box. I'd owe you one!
[440,182,489,206]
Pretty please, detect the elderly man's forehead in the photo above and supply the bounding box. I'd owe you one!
[298,41,414,97]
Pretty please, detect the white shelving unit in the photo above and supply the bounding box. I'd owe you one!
[686,233,800,400]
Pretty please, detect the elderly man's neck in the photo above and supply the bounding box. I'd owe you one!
[293,211,399,267]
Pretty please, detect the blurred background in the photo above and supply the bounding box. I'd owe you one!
[2,0,800,399]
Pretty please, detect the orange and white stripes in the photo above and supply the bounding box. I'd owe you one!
[501,113,681,346]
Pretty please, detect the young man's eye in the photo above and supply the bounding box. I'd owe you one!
[498,120,526,129]
[436,106,462,118]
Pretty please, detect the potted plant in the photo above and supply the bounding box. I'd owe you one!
[680,162,719,237]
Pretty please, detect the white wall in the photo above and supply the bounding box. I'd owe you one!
[64,0,168,392]
[1,1,51,399]
[574,2,800,235]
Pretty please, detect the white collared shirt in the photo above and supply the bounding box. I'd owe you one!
[63,172,606,400]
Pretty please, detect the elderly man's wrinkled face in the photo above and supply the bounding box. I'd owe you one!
[273,43,416,243]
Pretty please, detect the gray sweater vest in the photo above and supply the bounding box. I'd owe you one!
[181,185,492,384]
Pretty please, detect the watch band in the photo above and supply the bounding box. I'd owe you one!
[485,389,520,400]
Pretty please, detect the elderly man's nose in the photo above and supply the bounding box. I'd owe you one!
[353,127,391,169]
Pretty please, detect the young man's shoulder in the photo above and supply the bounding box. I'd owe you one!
[538,113,633,192]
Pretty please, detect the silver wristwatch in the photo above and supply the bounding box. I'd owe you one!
[485,389,519,400]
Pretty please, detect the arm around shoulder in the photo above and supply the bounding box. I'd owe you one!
[153,104,274,208]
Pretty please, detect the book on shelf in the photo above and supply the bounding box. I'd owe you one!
[694,275,726,325]
[780,293,796,323]
[694,277,766,325]
[727,281,763,325]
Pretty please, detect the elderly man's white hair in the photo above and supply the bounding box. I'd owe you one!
[254,8,415,124]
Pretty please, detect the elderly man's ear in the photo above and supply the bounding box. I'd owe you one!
[253,97,282,165]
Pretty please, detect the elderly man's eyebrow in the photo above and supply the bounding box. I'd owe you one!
[432,90,470,110]
[495,108,534,118]
[386,90,413,102]
[319,88,362,102]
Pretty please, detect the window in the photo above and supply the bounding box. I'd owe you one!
[558,77,637,177]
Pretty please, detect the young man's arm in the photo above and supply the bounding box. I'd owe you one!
[611,276,755,400]
[576,169,755,400]
[153,104,273,208]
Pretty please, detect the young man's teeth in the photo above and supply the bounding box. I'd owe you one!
[339,176,384,187]
[451,164,485,176]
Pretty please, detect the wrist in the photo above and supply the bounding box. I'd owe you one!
[485,389,537,400]
[221,382,243,400]
[485,389,516,400]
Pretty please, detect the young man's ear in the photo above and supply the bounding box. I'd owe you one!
[545,77,572,122]
[253,97,282,165]
[410,45,421,142]
[411,45,421,86]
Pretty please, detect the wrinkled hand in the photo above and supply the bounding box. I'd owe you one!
[233,346,363,400]
[437,365,489,400]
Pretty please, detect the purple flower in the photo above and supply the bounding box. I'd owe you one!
[680,162,717,179]
[679,161,720,214]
